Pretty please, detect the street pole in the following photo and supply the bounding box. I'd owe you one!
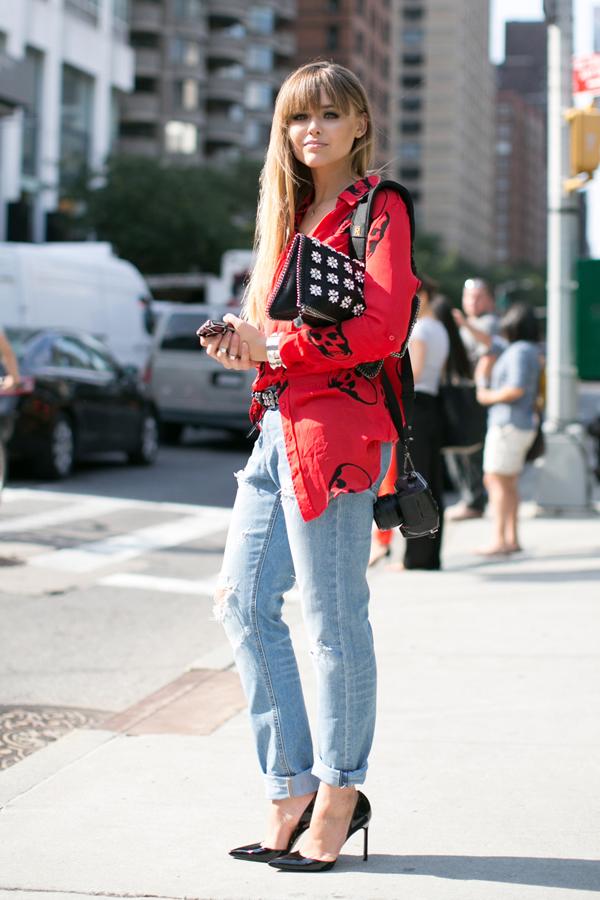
[535,0,592,510]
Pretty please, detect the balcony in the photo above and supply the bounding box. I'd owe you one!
[205,77,244,104]
[206,33,245,64]
[274,31,295,57]
[121,92,161,119]
[130,1,163,30]
[275,0,296,22]
[118,136,159,157]
[134,48,162,74]
[206,115,245,145]
[206,0,246,19]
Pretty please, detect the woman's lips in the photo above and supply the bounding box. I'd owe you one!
[304,142,326,148]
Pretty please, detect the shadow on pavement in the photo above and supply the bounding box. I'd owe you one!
[339,854,600,890]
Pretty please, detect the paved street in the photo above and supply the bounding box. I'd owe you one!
[0,421,599,899]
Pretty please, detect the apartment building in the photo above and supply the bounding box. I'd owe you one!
[0,0,134,243]
[293,0,393,167]
[121,0,296,162]
[495,21,547,267]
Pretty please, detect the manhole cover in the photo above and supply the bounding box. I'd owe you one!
[0,705,110,770]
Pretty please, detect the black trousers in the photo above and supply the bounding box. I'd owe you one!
[403,391,445,570]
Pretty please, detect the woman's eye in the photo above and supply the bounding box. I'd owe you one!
[291,113,307,121]
[324,111,339,118]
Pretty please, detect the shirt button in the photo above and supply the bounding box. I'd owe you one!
[388,335,395,341]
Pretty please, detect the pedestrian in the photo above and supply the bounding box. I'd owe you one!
[198,61,418,872]
[446,278,500,521]
[0,330,21,389]
[474,303,541,556]
[370,277,450,570]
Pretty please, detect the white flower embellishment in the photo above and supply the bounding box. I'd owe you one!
[328,290,339,303]
[311,250,322,263]
[309,283,322,296]
[310,268,321,279]
[355,269,364,283]
[327,256,338,268]
[344,261,353,274]
[326,273,339,284]
[343,278,355,290]
[352,303,365,315]
[341,296,352,308]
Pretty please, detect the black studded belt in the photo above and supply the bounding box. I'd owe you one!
[252,386,280,410]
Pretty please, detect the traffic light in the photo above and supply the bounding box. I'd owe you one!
[565,106,600,188]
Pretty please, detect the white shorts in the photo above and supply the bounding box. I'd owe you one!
[483,424,536,476]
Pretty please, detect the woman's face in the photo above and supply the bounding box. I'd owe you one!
[287,88,367,172]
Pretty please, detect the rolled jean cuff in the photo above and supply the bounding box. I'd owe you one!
[263,767,320,800]
[312,757,368,788]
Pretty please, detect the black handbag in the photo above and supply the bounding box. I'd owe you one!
[267,233,366,327]
[439,380,487,453]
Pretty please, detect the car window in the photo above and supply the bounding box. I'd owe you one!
[160,314,202,352]
[49,336,95,370]
[80,337,120,374]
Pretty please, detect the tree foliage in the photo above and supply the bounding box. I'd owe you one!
[80,155,261,274]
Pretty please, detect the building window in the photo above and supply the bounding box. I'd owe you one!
[113,0,129,25]
[248,6,274,34]
[400,141,422,161]
[327,25,339,49]
[22,47,44,180]
[210,61,244,79]
[121,122,157,138]
[130,31,160,48]
[400,166,421,180]
[135,76,158,93]
[245,81,272,110]
[165,120,198,154]
[403,6,424,20]
[403,28,424,46]
[174,78,200,110]
[171,37,201,65]
[496,140,512,155]
[328,0,340,10]
[173,0,202,19]
[403,53,424,66]
[247,44,273,72]
[401,120,422,135]
[355,31,364,53]
[60,64,94,188]
[402,75,423,89]
[65,0,100,24]
[402,96,422,112]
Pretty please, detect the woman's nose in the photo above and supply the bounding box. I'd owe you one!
[307,117,321,134]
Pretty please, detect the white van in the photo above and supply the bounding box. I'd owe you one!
[0,242,155,370]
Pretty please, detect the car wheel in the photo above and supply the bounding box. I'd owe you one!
[129,411,159,465]
[160,422,183,445]
[37,414,75,479]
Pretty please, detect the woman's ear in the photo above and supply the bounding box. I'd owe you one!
[356,113,368,138]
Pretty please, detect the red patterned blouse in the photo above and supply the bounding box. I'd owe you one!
[250,174,419,522]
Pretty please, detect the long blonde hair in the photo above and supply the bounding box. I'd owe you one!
[243,61,375,327]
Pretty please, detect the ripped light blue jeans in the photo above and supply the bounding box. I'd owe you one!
[214,408,392,799]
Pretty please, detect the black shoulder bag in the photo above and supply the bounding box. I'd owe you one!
[350,180,439,539]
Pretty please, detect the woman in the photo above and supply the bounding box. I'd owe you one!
[475,303,541,556]
[199,62,417,872]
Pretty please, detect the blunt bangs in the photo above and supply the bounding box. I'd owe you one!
[276,65,361,125]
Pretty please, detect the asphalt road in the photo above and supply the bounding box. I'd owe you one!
[0,428,254,766]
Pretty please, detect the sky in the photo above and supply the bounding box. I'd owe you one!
[490,0,600,256]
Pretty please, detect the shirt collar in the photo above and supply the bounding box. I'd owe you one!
[294,174,379,227]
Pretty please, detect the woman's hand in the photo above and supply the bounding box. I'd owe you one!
[198,315,266,371]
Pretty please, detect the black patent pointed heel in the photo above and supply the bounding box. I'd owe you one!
[268,790,371,872]
[229,795,315,863]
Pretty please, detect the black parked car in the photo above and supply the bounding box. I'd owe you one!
[2,327,159,479]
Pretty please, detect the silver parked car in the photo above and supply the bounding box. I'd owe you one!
[149,306,255,443]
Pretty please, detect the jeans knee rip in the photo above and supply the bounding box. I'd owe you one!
[310,640,338,660]
[279,482,296,500]
[212,578,252,648]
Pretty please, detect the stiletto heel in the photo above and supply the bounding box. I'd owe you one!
[268,790,372,872]
[229,795,315,863]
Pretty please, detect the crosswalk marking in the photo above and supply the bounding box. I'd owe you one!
[99,572,219,596]
[29,509,231,573]
[0,496,130,534]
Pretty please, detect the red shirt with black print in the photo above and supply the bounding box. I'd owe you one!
[251,174,419,522]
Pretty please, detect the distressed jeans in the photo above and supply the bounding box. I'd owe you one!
[214,409,391,799]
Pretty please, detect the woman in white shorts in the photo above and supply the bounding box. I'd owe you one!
[474,304,541,556]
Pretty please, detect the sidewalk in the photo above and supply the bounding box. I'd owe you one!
[1,502,599,900]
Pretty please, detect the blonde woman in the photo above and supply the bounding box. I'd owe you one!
[199,62,418,872]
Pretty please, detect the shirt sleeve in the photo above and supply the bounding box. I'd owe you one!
[277,190,419,374]
[502,344,533,390]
